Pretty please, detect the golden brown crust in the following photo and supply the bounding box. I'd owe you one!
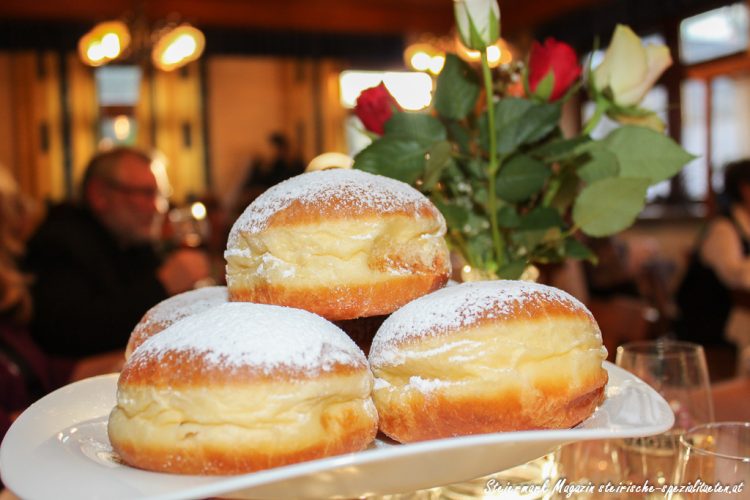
[110,413,377,475]
[229,273,449,321]
[119,349,366,387]
[376,373,608,443]
[264,195,440,230]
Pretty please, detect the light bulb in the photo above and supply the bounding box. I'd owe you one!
[152,24,205,71]
[190,202,207,220]
[410,51,432,71]
[100,33,122,59]
[429,55,446,74]
[87,42,106,62]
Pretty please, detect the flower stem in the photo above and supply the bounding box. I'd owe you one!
[582,97,608,136]
[482,50,504,270]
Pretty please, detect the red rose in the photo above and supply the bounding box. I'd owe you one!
[354,83,400,135]
[528,38,581,101]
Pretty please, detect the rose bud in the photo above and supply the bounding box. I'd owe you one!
[528,38,581,102]
[592,24,672,107]
[354,83,400,135]
[454,0,501,51]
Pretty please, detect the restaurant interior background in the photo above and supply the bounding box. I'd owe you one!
[1,0,750,375]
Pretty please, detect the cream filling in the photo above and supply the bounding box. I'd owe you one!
[371,317,608,403]
[225,216,449,289]
[109,372,377,451]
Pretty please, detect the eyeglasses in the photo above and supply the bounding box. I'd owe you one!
[104,179,163,200]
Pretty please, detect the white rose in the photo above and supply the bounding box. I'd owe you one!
[592,24,672,107]
[454,0,500,51]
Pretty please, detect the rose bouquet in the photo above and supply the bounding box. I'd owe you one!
[352,0,693,280]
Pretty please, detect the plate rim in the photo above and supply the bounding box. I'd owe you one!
[0,361,674,500]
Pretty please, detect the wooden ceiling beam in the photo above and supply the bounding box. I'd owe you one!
[0,0,605,37]
[0,0,454,35]
[500,0,601,33]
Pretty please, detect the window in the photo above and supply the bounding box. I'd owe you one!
[680,3,749,65]
[94,65,141,146]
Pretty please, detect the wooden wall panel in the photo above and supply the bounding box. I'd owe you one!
[206,56,286,210]
[151,62,206,203]
[0,51,65,202]
[66,54,97,194]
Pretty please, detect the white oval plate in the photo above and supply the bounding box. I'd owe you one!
[0,362,672,500]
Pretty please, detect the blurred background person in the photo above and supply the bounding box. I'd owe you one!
[676,159,750,377]
[236,132,305,211]
[23,147,211,368]
[0,166,50,452]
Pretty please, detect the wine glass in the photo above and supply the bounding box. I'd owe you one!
[670,422,750,500]
[615,340,715,491]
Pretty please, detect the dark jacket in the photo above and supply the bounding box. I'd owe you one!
[23,204,167,358]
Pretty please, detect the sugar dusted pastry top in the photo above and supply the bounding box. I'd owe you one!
[370,279,597,366]
[227,168,443,239]
[140,286,228,329]
[125,286,228,358]
[124,302,368,384]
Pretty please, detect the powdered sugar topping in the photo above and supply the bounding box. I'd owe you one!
[131,302,366,374]
[228,169,434,241]
[140,286,228,328]
[370,280,589,365]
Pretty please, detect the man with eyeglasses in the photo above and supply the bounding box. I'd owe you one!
[23,147,211,383]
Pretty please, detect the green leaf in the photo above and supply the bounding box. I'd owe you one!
[482,98,561,155]
[498,258,528,280]
[577,146,619,183]
[550,169,580,213]
[433,199,469,231]
[464,211,490,236]
[472,185,488,207]
[354,138,426,185]
[498,205,521,228]
[564,238,597,262]
[434,54,481,120]
[572,177,650,237]
[423,141,453,190]
[464,158,487,180]
[385,112,446,147]
[601,125,696,184]
[518,206,564,230]
[532,136,590,162]
[446,120,471,155]
[465,233,495,268]
[495,154,551,203]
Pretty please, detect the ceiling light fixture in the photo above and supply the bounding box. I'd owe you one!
[404,33,513,76]
[78,21,131,67]
[151,24,205,71]
[78,15,205,71]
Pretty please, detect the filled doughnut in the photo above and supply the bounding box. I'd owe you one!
[224,169,451,320]
[125,286,228,359]
[369,280,608,443]
[108,302,378,475]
